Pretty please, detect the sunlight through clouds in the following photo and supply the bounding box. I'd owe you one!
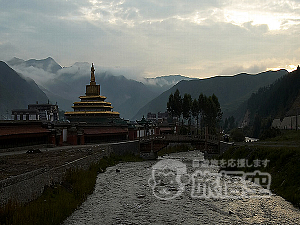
[1,0,300,78]
[268,65,298,72]
[80,0,139,26]
[222,0,300,30]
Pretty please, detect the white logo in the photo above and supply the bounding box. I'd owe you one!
[148,159,190,200]
[149,159,272,200]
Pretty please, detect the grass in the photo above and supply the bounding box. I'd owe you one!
[219,145,300,208]
[263,129,300,143]
[0,154,143,225]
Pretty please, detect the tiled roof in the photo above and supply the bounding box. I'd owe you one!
[159,127,173,131]
[84,127,128,135]
[0,126,50,136]
[64,111,120,115]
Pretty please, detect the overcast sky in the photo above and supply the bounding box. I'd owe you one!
[1,0,300,79]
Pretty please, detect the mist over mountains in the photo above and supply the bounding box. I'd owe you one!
[142,75,197,95]
[7,57,190,120]
[8,57,62,74]
[133,70,288,121]
[0,61,48,119]
[2,57,288,122]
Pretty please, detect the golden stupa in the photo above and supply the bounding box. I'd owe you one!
[65,63,120,123]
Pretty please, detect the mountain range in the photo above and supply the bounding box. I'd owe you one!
[133,70,288,121]
[8,57,62,74]
[3,57,289,122]
[246,68,300,121]
[7,58,190,120]
[0,61,48,119]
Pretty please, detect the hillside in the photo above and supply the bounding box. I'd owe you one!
[54,69,158,120]
[133,70,288,120]
[7,59,157,120]
[6,56,290,121]
[245,67,300,123]
[0,61,48,119]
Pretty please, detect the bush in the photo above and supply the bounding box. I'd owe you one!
[230,128,245,142]
[259,127,281,140]
[219,146,300,208]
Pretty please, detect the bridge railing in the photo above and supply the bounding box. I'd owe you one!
[139,134,220,143]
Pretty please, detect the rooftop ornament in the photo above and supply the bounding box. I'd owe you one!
[91,63,96,84]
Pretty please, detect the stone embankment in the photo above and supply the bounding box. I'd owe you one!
[0,141,139,206]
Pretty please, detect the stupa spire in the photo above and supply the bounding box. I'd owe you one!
[91,63,96,84]
[64,62,120,123]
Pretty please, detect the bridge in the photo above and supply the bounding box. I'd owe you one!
[139,134,221,159]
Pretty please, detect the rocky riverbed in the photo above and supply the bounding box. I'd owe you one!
[64,151,300,224]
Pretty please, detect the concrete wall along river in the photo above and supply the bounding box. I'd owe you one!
[0,141,139,205]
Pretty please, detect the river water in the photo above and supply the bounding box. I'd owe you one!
[64,151,300,224]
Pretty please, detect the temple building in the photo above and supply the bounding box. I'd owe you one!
[65,63,121,124]
[12,101,59,122]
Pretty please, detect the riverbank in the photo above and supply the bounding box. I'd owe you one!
[160,139,300,208]
[0,154,143,225]
[63,150,300,224]
[0,146,96,180]
[2,139,299,224]
[218,144,300,208]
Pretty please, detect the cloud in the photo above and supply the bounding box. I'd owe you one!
[56,61,144,82]
[57,62,90,78]
[0,42,17,61]
[220,64,268,75]
[11,65,56,85]
[1,0,300,79]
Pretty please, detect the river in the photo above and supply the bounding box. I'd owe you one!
[64,151,300,224]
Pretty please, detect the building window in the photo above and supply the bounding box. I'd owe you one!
[29,115,37,120]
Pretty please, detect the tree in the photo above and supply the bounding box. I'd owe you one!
[191,98,199,133]
[205,96,214,127]
[199,93,222,130]
[230,128,245,142]
[198,93,206,128]
[173,89,182,119]
[167,90,222,133]
[224,116,237,132]
[182,93,192,122]
[167,93,174,118]
[224,118,229,131]
[167,89,182,122]
[211,94,222,124]
[252,114,261,138]
[228,116,235,130]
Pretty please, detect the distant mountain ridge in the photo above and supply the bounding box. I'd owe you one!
[245,68,300,122]
[4,57,289,121]
[7,58,158,120]
[0,61,48,119]
[54,70,158,120]
[142,75,197,94]
[8,57,62,74]
[133,70,288,120]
